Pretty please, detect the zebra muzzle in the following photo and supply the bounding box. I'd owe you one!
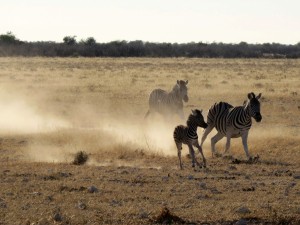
[254,113,262,122]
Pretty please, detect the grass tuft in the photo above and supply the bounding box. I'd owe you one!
[153,207,187,224]
[72,151,89,165]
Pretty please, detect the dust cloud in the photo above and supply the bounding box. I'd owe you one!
[99,116,177,155]
[0,90,183,163]
[0,92,69,134]
[25,114,180,164]
[4,89,290,165]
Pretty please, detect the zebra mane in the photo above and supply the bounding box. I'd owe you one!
[243,100,249,108]
[186,114,193,127]
[243,101,250,112]
[171,83,180,92]
[170,83,181,97]
[186,113,198,127]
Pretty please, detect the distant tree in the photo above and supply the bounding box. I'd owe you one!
[79,37,96,46]
[128,40,145,56]
[239,41,248,46]
[63,36,77,45]
[0,31,20,44]
[84,37,96,46]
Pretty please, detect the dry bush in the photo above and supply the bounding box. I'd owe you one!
[72,151,88,165]
[152,207,187,224]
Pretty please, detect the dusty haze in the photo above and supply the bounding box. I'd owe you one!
[0,57,299,165]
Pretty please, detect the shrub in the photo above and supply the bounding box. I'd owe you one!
[72,151,88,165]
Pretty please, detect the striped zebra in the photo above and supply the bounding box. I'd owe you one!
[173,109,208,169]
[145,80,189,119]
[200,92,262,160]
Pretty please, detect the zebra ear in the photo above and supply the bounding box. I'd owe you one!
[185,80,188,85]
[200,109,203,113]
[248,92,255,99]
[191,109,196,115]
[177,80,180,85]
[256,93,262,100]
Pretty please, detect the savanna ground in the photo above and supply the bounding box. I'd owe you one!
[0,57,299,224]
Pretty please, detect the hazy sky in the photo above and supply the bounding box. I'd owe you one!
[0,0,299,44]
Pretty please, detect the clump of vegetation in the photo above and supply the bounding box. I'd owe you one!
[1,31,300,58]
[72,151,89,165]
[153,207,186,224]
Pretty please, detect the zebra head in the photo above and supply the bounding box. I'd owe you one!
[191,109,208,128]
[246,92,262,122]
[176,80,189,102]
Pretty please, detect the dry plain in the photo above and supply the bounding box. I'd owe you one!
[0,57,299,224]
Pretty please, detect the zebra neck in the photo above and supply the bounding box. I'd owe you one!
[187,124,198,139]
[187,121,198,133]
[170,88,182,101]
[243,105,253,123]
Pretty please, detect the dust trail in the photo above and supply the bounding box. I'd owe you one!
[98,116,177,156]
[0,94,69,134]
[26,144,71,163]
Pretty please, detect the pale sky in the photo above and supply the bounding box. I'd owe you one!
[0,0,299,44]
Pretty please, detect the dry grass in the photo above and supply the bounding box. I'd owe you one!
[0,57,299,224]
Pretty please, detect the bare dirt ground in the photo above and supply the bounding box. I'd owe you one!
[0,57,299,224]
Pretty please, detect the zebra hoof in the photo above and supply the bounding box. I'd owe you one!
[247,155,259,163]
[197,163,206,169]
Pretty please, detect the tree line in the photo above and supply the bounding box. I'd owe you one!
[0,32,299,58]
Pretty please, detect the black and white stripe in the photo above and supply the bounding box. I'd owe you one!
[173,109,208,169]
[201,92,262,159]
[145,80,189,119]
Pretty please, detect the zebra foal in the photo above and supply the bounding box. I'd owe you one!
[201,92,262,160]
[173,109,208,169]
[145,80,189,119]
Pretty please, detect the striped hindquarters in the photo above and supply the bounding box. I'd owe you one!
[173,125,188,144]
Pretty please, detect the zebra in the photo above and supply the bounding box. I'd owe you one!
[145,80,189,119]
[173,109,208,169]
[200,92,262,160]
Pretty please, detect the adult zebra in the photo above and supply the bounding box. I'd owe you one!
[200,92,262,160]
[173,109,208,169]
[145,80,189,119]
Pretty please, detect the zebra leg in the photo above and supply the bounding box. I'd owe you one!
[211,132,224,157]
[188,145,199,168]
[241,132,251,160]
[176,142,183,169]
[194,141,206,168]
[223,135,231,156]
[200,125,214,147]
